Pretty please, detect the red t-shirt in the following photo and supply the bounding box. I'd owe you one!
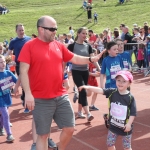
[89,34,97,43]
[18,38,74,99]
[88,63,98,87]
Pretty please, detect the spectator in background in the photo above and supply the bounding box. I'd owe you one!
[67,33,74,45]
[6,23,31,113]
[148,27,150,36]
[113,30,120,40]
[119,24,125,41]
[144,25,149,37]
[69,26,75,40]
[133,23,138,28]
[144,22,148,26]
[103,29,110,49]
[86,3,92,22]
[82,0,87,10]
[88,0,92,4]
[139,27,145,41]
[123,26,133,61]
[31,34,37,39]
[93,11,98,24]
[0,42,4,55]
[88,29,97,48]
[63,33,69,44]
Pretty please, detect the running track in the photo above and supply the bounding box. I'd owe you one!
[0,72,150,150]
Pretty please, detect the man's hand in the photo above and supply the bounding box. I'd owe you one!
[91,53,103,63]
[25,93,35,111]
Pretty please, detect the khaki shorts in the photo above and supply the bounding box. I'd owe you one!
[33,94,75,135]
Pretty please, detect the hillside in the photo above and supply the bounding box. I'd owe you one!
[0,0,150,41]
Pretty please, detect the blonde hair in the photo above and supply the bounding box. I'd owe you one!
[0,42,4,47]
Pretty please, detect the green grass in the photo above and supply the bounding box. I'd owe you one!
[0,0,150,41]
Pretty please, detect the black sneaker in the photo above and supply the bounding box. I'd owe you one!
[89,105,99,111]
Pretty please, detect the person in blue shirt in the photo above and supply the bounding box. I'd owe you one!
[6,23,31,113]
[100,41,124,88]
[0,55,19,142]
[115,39,132,71]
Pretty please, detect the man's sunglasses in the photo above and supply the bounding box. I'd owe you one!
[38,26,57,32]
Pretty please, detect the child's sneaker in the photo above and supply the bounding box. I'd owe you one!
[89,105,99,111]
[0,128,6,136]
[10,122,13,127]
[77,112,86,118]
[24,108,30,113]
[87,114,94,122]
[6,134,15,142]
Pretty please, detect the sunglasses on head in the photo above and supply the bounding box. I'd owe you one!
[39,26,57,32]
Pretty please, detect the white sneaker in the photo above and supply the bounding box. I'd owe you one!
[77,112,86,118]
[87,114,94,122]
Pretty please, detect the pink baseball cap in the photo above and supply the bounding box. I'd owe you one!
[115,70,133,82]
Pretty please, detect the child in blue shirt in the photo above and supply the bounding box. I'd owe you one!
[0,55,19,142]
[115,39,132,71]
[93,11,98,24]
[100,41,124,89]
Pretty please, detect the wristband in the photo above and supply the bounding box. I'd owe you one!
[89,57,93,63]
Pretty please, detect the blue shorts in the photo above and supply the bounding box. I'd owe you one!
[107,130,132,149]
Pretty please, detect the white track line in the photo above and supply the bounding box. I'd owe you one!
[72,136,99,150]
[134,121,150,128]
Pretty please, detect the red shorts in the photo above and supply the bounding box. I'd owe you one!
[88,76,98,87]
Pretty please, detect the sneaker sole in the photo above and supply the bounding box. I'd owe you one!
[7,139,15,143]
[89,108,99,111]
[0,133,6,136]
[88,116,94,122]
[48,146,57,148]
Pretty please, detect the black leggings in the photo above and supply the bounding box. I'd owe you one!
[72,70,89,107]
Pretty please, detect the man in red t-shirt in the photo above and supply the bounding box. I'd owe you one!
[88,29,97,48]
[18,16,101,150]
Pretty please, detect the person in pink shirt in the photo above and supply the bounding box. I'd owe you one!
[137,43,145,72]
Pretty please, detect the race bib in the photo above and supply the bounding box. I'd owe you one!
[110,65,121,79]
[123,61,129,70]
[0,76,14,95]
[110,103,127,128]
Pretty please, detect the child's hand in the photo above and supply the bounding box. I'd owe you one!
[94,71,100,77]
[124,123,131,132]
[13,87,19,96]
[78,85,87,91]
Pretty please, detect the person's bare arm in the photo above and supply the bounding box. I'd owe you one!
[124,116,135,132]
[13,75,21,96]
[20,62,35,110]
[100,74,105,88]
[90,53,101,71]
[70,53,101,65]
[79,85,103,94]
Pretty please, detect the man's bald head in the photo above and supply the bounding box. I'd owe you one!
[37,16,56,28]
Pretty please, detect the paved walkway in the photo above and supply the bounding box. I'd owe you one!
[0,72,150,150]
